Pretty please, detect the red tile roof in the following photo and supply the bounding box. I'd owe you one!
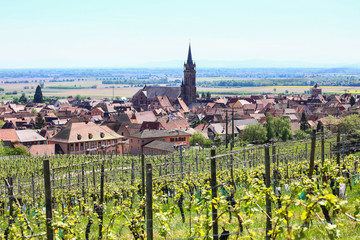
[0,129,20,143]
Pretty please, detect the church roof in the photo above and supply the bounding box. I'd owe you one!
[187,44,193,65]
[133,86,181,101]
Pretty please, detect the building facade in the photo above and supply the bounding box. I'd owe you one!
[48,122,124,155]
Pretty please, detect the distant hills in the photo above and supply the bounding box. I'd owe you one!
[135,59,360,69]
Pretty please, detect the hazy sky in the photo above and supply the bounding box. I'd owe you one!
[1,0,359,68]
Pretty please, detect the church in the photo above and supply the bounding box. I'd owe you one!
[132,45,197,110]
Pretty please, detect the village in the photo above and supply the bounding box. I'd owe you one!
[0,79,357,157]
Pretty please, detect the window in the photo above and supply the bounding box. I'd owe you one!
[98,142,101,147]
[80,145,84,151]
[88,133,93,139]
[131,139,133,143]
[112,150,115,155]
[75,145,79,151]
[100,132,105,138]
[108,140,111,145]
[170,138,174,142]
[113,140,116,144]
[70,145,74,152]
[77,134,82,140]
[85,143,88,149]
[131,146,133,150]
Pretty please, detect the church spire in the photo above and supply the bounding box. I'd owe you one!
[187,44,193,65]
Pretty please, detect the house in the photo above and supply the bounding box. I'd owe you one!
[48,122,124,155]
[16,130,47,148]
[142,140,177,155]
[132,111,157,124]
[128,129,190,154]
[29,144,56,156]
[0,129,20,144]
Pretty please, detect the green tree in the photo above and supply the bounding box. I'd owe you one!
[242,124,267,144]
[0,120,5,128]
[189,131,212,148]
[0,142,29,156]
[338,114,360,134]
[273,116,292,137]
[75,94,82,100]
[6,146,29,155]
[19,93,28,104]
[201,92,206,98]
[281,127,293,141]
[34,113,46,129]
[300,111,309,131]
[206,92,211,98]
[34,85,43,103]
[350,96,356,106]
[265,113,275,141]
[295,129,309,140]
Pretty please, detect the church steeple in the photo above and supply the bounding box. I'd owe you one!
[182,44,196,106]
[187,44,193,65]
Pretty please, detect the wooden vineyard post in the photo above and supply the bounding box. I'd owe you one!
[264,146,272,240]
[31,173,36,206]
[337,131,341,170]
[82,165,85,209]
[225,110,228,149]
[196,155,199,176]
[210,149,218,240]
[308,129,317,179]
[92,165,96,189]
[180,145,184,179]
[43,159,54,240]
[231,109,235,150]
[146,163,153,240]
[172,154,175,175]
[321,126,325,167]
[99,162,105,239]
[230,154,235,191]
[141,154,145,196]
[6,176,14,238]
[131,157,135,186]
[342,134,345,160]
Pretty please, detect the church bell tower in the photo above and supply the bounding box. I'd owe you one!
[181,44,196,106]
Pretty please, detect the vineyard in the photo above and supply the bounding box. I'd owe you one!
[1,130,360,239]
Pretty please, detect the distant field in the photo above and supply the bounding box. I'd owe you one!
[1,78,359,100]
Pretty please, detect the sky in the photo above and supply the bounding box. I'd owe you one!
[0,0,360,68]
